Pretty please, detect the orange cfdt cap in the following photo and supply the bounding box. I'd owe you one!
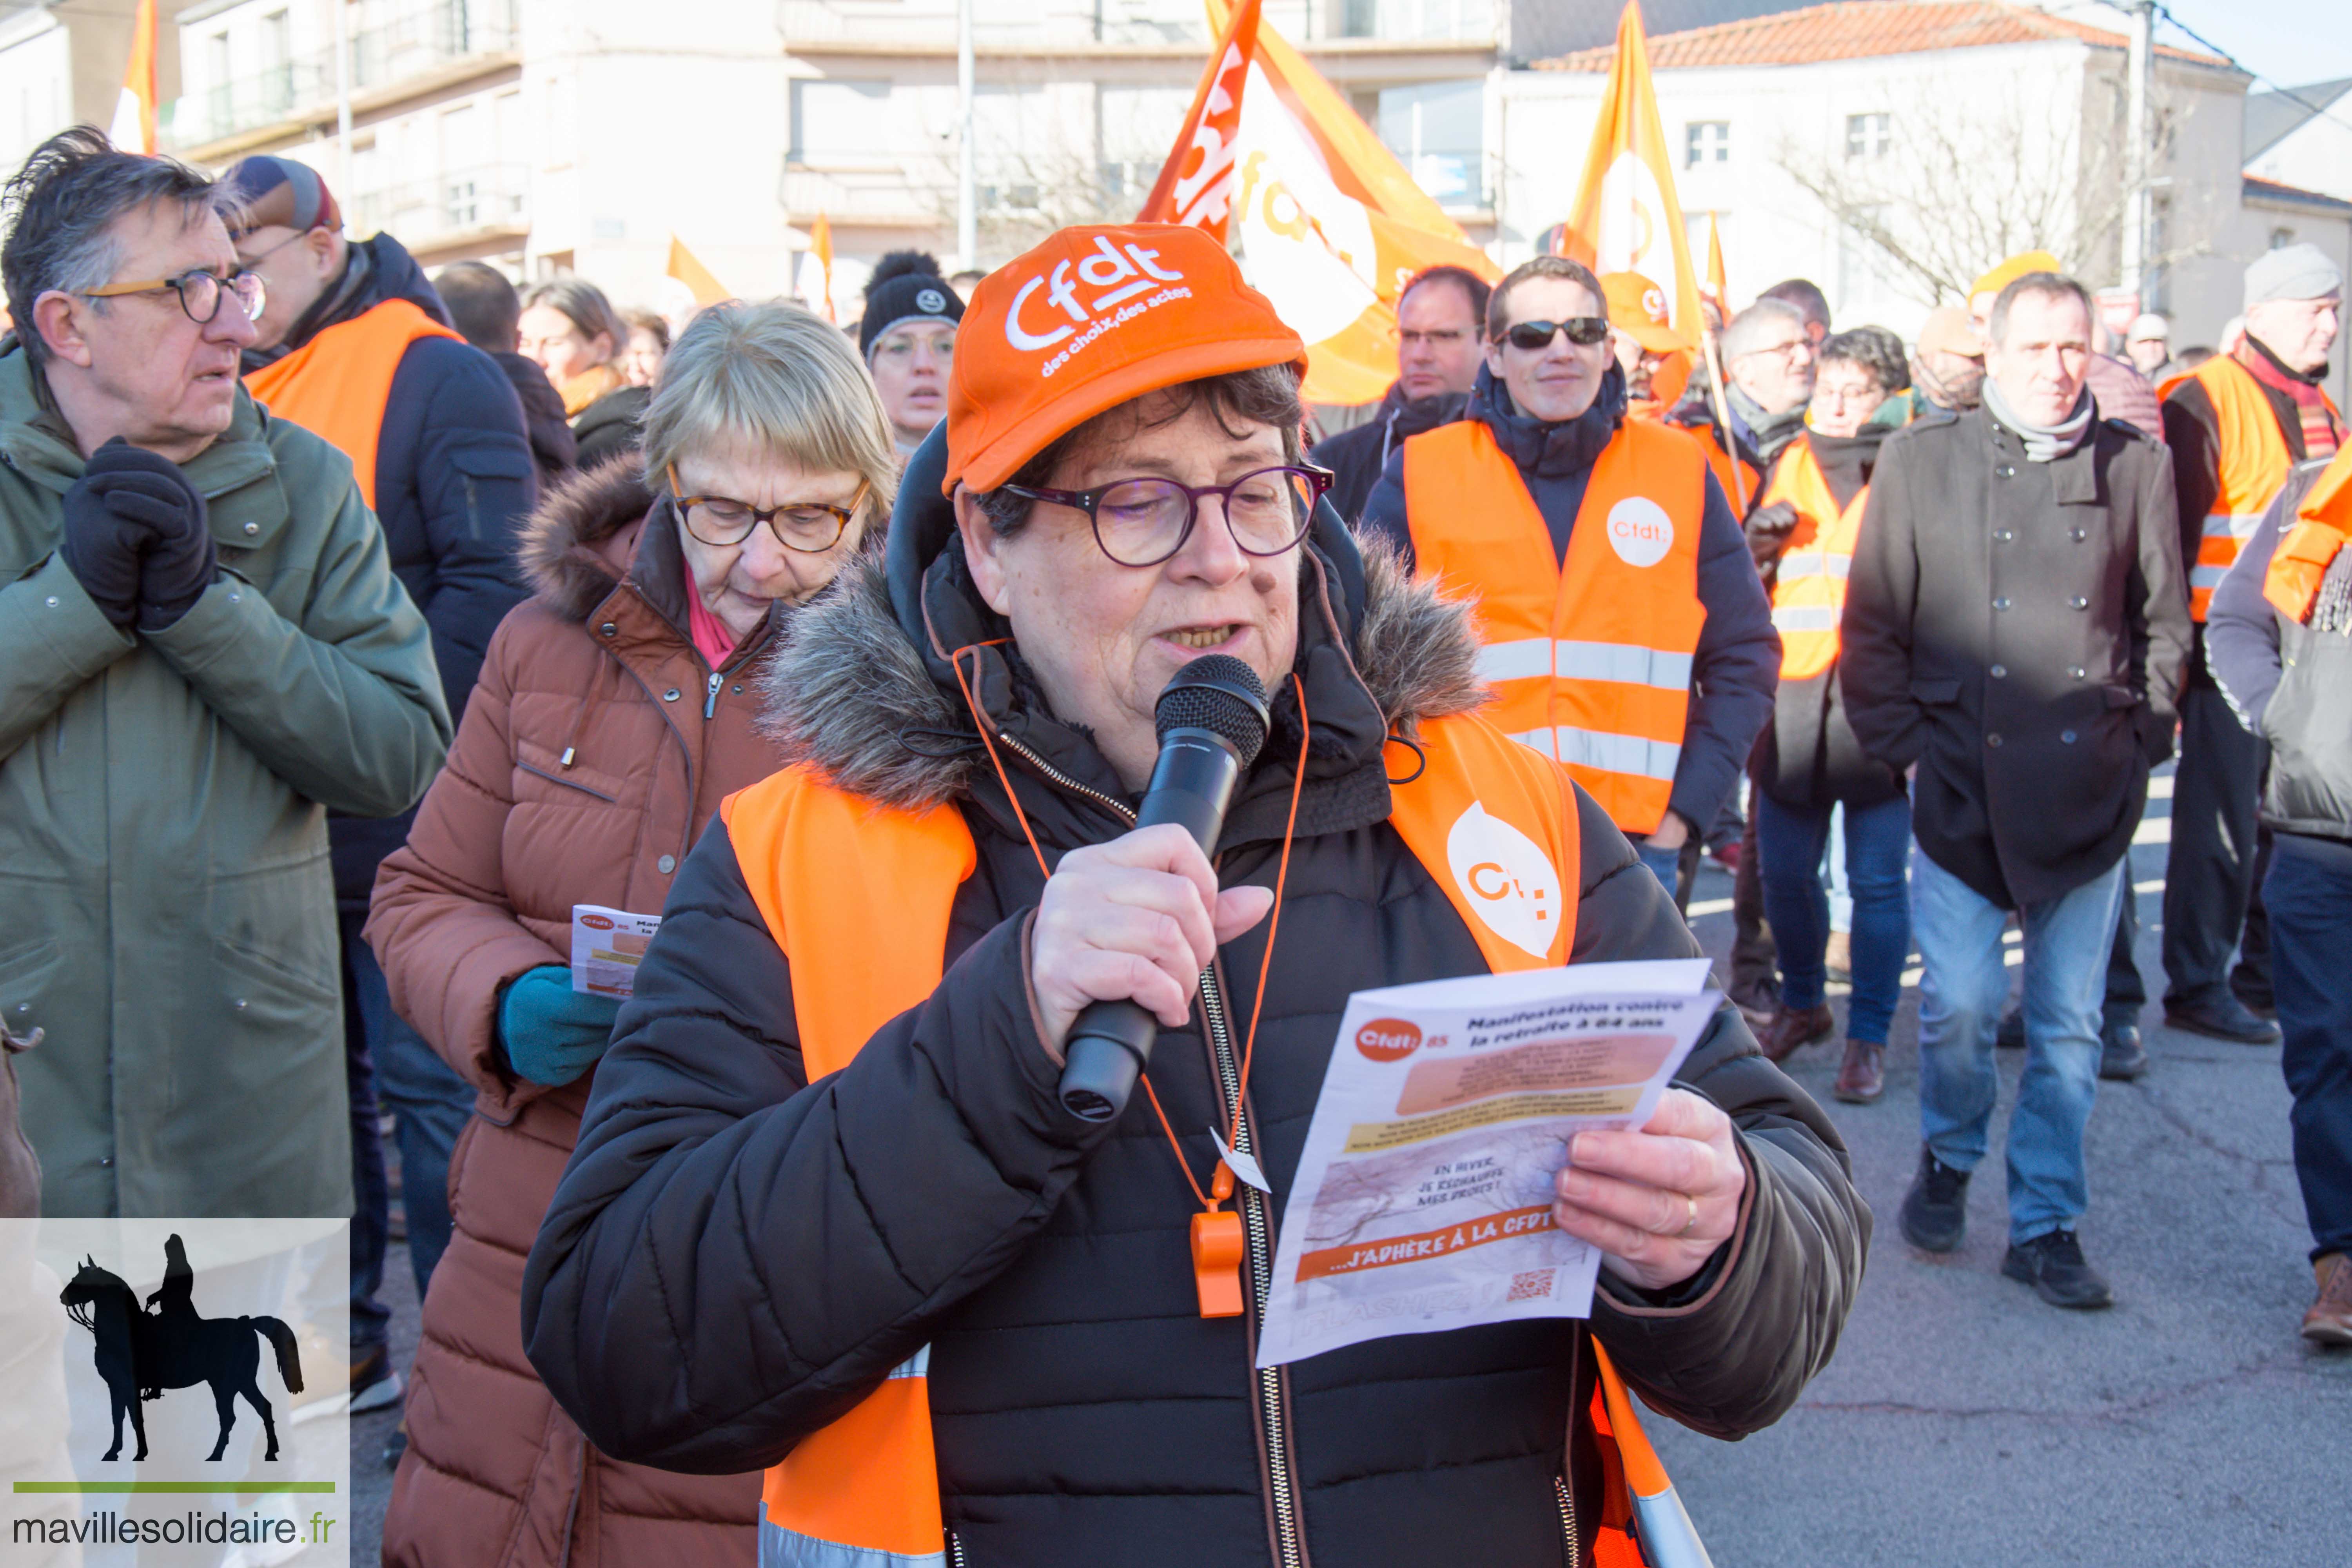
[1599,271,1688,354]
[944,224,1306,497]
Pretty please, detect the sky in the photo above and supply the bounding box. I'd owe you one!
[2150,1,2352,92]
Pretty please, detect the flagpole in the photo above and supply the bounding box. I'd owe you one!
[331,0,353,207]
[1702,325,1748,514]
[956,0,976,272]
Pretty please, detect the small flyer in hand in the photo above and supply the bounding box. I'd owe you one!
[570,905,661,998]
[1255,958,1719,1368]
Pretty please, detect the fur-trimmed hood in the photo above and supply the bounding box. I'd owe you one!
[519,459,657,622]
[759,448,1487,815]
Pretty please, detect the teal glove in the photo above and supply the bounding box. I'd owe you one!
[497,965,623,1087]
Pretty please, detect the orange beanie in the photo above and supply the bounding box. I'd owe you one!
[944,224,1305,495]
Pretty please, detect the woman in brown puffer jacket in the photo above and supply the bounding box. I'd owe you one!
[365,300,899,1567]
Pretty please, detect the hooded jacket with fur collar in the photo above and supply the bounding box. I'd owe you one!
[365,459,787,1568]
[521,434,1869,1568]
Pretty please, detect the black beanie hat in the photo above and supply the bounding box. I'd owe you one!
[858,251,964,359]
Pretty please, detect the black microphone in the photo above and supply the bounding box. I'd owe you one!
[1057,655,1272,1122]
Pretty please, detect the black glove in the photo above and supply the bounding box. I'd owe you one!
[82,439,216,632]
[1744,499,1800,572]
[58,451,154,630]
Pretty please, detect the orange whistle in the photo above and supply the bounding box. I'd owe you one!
[1191,1208,1245,1318]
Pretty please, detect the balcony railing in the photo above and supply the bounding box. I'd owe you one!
[1339,0,1495,42]
[775,0,1345,49]
[349,162,528,249]
[166,1,519,150]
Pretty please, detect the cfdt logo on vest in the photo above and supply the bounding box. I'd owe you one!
[1007,236,1194,377]
[1606,497,1675,568]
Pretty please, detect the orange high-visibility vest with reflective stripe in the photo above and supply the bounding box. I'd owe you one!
[2158,354,2337,621]
[2267,444,2352,625]
[1761,435,1867,682]
[241,297,462,511]
[719,711,1699,1567]
[1402,416,1709,837]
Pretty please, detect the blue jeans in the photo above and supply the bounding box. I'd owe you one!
[1912,848,2127,1244]
[1634,837,1697,913]
[2265,835,2352,1261]
[1755,792,1912,1044]
[340,913,474,1319]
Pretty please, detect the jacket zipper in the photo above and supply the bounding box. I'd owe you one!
[1557,1331,1583,1568]
[988,725,1308,1568]
[704,670,723,719]
[948,1530,968,1567]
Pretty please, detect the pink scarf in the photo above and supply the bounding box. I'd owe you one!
[682,559,740,670]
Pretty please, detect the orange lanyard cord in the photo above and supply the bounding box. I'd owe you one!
[1230,674,1309,1134]
[949,642,1052,882]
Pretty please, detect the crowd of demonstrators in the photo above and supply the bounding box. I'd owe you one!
[520,278,647,469]
[858,249,962,462]
[221,150,542,1408]
[1308,262,1486,522]
[0,132,449,1221]
[365,302,898,1565]
[435,259,577,489]
[1361,255,1781,913]
[1844,272,2190,1308]
[520,224,1866,1568]
[2207,439,2352,1346]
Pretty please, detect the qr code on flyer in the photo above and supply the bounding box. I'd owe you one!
[1508,1269,1557,1302]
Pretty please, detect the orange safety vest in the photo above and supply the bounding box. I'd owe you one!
[1401,417,1709,837]
[720,711,1699,1567]
[2266,444,2352,625]
[241,297,462,510]
[2158,354,2340,621]
[1761,435,1867,682]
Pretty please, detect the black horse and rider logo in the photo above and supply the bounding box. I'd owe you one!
[58,1234,305,1463]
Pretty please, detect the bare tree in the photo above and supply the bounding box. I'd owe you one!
[1774,77,2199,305]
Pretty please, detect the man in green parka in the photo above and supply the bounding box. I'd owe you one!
[0,131,448,1217]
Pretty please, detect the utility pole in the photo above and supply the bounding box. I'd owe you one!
[957,0,977,272]
[331,0,353,207]
[2120,0,2152,295]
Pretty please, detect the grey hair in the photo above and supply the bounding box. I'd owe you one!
[1988,271,2094,346]
[2,127,238,368]
[522,276,628,364]
[638,299,898,526]
[1720,298,1809,362]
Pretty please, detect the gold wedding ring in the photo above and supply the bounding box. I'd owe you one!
[1678,1192,1699,1240]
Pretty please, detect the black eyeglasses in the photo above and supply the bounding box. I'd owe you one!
[668,465,868,552]
[1002,465,1333,568]
[80,269,265,325]
[1498,317,1612,351]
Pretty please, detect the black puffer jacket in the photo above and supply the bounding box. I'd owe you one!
[522,439,1869,1567]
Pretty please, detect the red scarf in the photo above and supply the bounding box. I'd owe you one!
[2238,339,2343,459]
[682,558,740,670]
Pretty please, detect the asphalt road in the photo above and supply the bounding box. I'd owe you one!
[350,771,2352,1564]
[1659,775,2352,1565]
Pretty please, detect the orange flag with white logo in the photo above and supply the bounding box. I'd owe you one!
[804,214,836,323]
[1138,0,1260,240]
[108,0,156,155]
[1147,0,1496,406]
[666,235,731,308]
[1555,3,1702,344]
[1705,211,1728,307]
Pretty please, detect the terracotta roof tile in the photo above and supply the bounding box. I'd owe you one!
[1535,1,2230,73]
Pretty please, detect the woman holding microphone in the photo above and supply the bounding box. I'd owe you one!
[365,301,897,1566]
[524,228,1867,1567]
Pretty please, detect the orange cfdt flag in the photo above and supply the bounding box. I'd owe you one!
[1557,3,1703,342]
[1705,211,1728,306]
[1181,0,1497,405]
[809,214,836,323]
[109,0,157,155]
[665,235,731,309]
[1138,0,1261,240]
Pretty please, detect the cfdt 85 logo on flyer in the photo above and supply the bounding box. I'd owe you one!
[1355,1018,1423,1063]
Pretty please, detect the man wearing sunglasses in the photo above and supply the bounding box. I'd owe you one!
[1363,255,1780,912]
[0,130,448,1221]
[222,154,538,1400]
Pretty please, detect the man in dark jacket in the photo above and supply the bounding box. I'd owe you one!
[434,260,577,492]
[2206,446,2352,1344]
[522,229,1866,1567]
[2149,246,2342,1042]
[1361,263,1781,914]
[1843,272,2191,1310]
[226,154,537,1399]
[1309,264,1488,524]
